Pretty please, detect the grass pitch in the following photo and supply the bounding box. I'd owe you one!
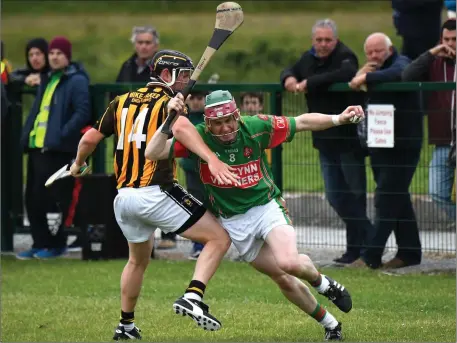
[1,256,455,342]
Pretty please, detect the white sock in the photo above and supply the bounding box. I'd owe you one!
[314,274,330,293]
[120,322,134,331]
[320,312,338,330]
[184,292,202,302]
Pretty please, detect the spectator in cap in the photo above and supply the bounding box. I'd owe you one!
[10,37,50,87]
[17,36,92,260]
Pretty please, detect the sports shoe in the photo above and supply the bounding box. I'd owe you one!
[319,276,352,313]
[333,253,359,264]
[16,248,42,260]
[34,247,67,259]
[113,324,142,340]
[325,322,343,341]
[173,296,221,331]
[188,249,201,260]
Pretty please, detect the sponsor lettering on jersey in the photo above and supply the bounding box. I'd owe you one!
[129,91,161,104]
[200,159,263,189]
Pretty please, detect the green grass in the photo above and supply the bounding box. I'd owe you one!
[1,256,455,342]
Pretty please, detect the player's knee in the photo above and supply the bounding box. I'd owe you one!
[127,255,150,270]
[213,229,231,253]
[299,254,313,266]
[272,273,295,292]
[277,258,302,276]
[201,222,231,250]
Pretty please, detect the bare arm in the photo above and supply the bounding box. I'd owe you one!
[145,94,239,185]
[172,116,219,163]
[74,128,105,165]
[144,130,173,161]
[69,128,105,175]
[295,105,364,132]
[172,116,239,185]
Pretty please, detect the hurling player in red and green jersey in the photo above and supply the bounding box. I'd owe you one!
[145,90,364,341]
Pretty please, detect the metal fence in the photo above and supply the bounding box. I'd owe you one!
[3,82,455,254]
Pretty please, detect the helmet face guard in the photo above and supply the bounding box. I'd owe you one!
[149,50,194,88]
[165,67,194,88]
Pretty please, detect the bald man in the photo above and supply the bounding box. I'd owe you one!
[349,32,424,270]
[349,33,396,90]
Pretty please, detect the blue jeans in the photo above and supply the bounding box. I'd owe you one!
[319,148,374,257]
[429,145,456,221]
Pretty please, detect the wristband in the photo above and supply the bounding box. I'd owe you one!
[331,115,341,126]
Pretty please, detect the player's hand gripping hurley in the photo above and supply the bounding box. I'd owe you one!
[44,162,91,188]
[161,2,244,134]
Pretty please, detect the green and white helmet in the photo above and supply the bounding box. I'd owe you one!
[204,90,241,136]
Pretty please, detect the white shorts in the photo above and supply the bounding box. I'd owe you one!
[218,198,292,262]
[113,183,206,243]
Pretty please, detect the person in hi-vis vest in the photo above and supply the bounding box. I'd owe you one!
[17,36,91,260]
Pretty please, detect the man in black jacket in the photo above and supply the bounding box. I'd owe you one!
[280,19,374,264]
[349,33,423,269]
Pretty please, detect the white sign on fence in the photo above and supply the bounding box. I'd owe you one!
[366,104,395,148]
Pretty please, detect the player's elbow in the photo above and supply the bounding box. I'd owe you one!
[144,145,158,161]
[172,116,191,138]
[79,128,103,148]
[145,144,167,161]
[295,117,309,132]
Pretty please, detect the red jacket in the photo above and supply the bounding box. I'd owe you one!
[402,52,456,145]
[428,56,455,145]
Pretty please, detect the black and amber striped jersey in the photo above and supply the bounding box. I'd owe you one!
[95,84,177,189]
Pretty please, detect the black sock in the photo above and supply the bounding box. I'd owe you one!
[184,280,206,300]
[120,310,134,325]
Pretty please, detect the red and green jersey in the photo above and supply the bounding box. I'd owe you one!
[170,114,296,218]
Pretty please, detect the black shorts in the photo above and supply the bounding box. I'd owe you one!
[162,183,207,235]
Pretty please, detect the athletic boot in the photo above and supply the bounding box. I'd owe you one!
[324,322,343,341]
[173,296,221,331]
[112,324,142,340]
[319,276,352,313]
